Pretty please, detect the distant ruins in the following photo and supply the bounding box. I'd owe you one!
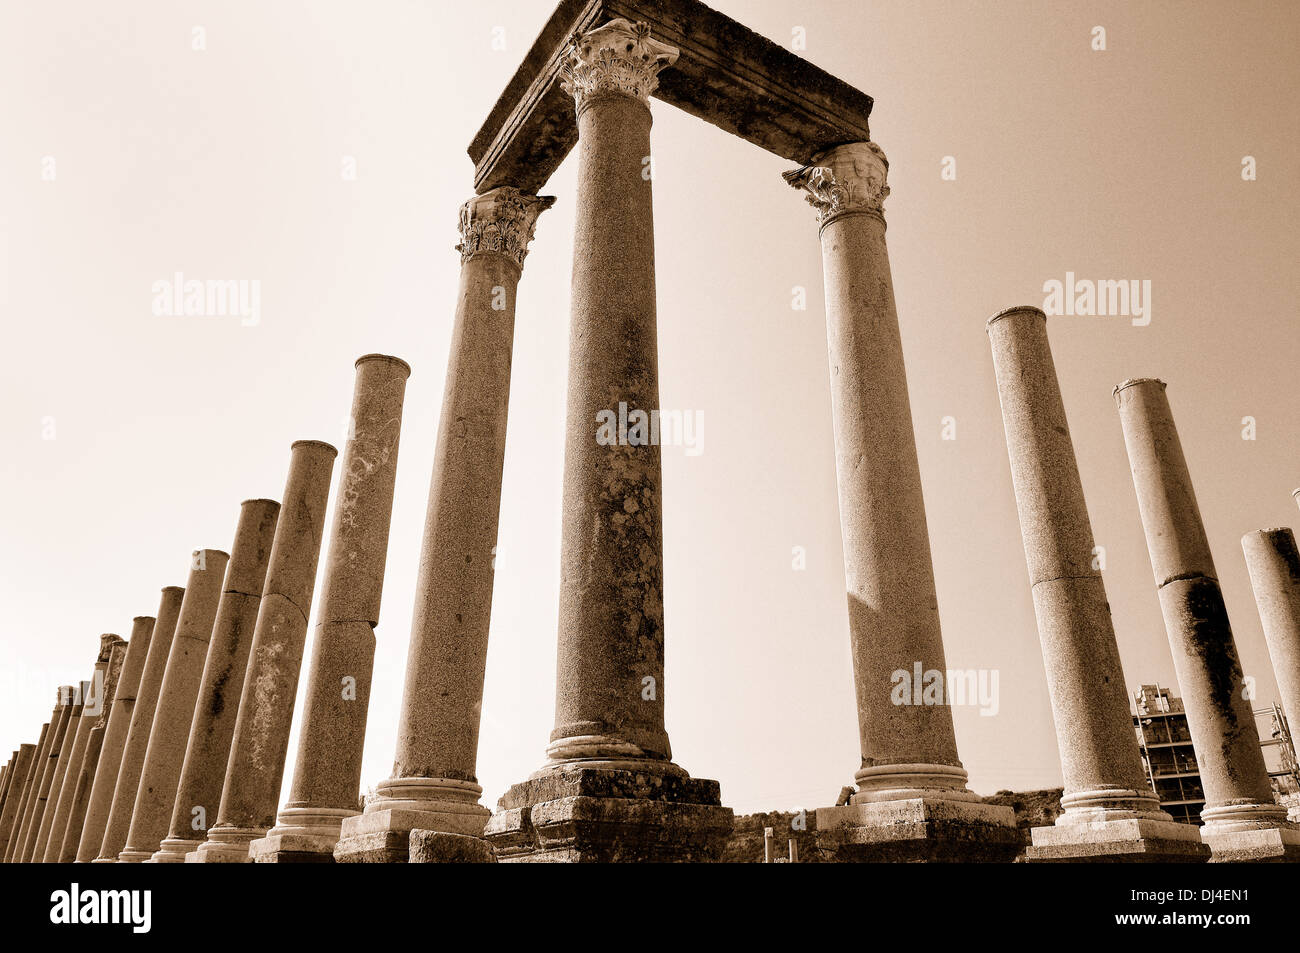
[0,1,1296,864]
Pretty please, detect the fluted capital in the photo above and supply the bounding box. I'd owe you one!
[560,18,679,112]
[784,141,890,227]
[456,187,556,269]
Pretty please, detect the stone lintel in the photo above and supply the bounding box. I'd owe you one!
[468,0,874,194]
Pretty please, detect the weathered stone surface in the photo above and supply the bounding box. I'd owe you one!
[13,689,76,862]
[3,727,50,862]
[256,357,409,864]
[408,829,497,864]
[0,743,38,860]
[43,636,127,862]
[487,767,732,863]
[94,588,184,862]
[1242,529,1300,732]
[75,615,154,862]
[816,798,1023,863]
[153,500,278,863]
[53,639,129,862]
[190,440,336,864]
[470,0,873,193]
[987,307,1204,862]
[1115,378,1295,862]
[722,811,829,863]
[338,203,548,864]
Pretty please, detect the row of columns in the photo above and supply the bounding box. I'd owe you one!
[2,16,1298,865]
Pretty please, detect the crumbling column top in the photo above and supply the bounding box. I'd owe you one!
[1113,377,1167,398]
[354,353,412,376]
[986,304,1047,328]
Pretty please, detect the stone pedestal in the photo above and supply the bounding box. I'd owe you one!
[93,587,185,862]
[152,500,279,863]
[75,615,154,862]
[479,20,731,864]
[783,142,1016,861]
[119,550,229,862]
[13,689,76,862]
[253,357,409,864]
[987,306,1208,862]
[189,440,336,863]
[409,829,497,864]
[335,197,549,865]
[1116,378,1298,863]
[52,640,128,862]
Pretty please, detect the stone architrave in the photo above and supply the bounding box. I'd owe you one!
[1115,378,1298,862]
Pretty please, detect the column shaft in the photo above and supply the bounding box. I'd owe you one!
[93,588,184,862]
[3,724,50,862]
[120,549,229,861]
[75,615,154,862]
[189,439,336,863]
[1241,529,1300,739]
[337,191,550,863]
[14,691,76,862]
[52,639,128,862]
[0,743,37,859]
[1115,378,1297,861]
[152,500,279,862]
[254,356,409,863]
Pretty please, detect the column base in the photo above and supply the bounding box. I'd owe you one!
[815,796,1021,862]
[1027,817,1210,863]
[409,830,496,863]
[88,857,119,864]
[483,762,733,863]
[333,777,490,863]
[148,837,203,863]
[185,826,260,863]
[115,849,153,864]
[249,807,355,863]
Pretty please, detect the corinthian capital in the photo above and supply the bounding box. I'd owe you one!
[456,187,556,269]
[783,142,890,226]
[560,18,679,112]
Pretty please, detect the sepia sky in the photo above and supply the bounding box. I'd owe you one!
[1,0,1296,816]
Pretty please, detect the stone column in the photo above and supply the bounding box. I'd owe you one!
[13,688,76,862]
[2,725,49,862]
[782,142,1016,861]
[189,439,337,863]
[151,500,280,863]
[1115,378,1298,862]
[337,199,550,866]
[987,307,1207,862]
[1242,527,1300,821]
[52,639,128,862]
[118,550,230,862]
[29,681,92,862]
[255,356,410,864]
[484,19,731,864]
[0,743,37,860]
[41,636,126,862]
[93,587,185,862]
[75,615,154,862]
